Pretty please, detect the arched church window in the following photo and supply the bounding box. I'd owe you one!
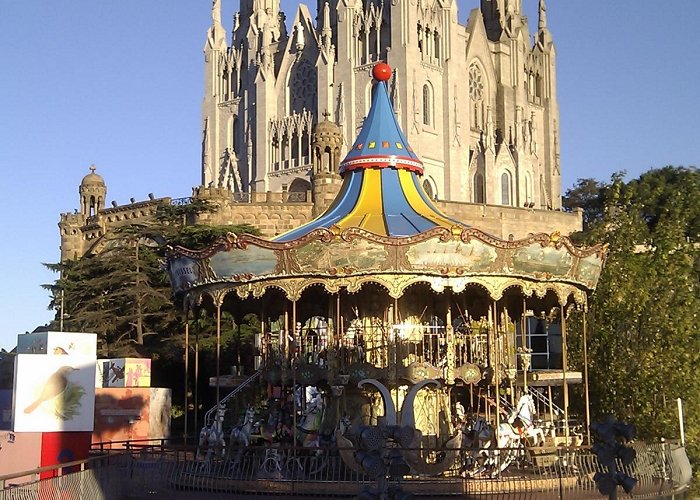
[469,64,484,129]
[232,116,239,153]
[291,132,300,161]
[473,172,485,204]
[89,195,97,217]
[525,172,533,205]
[422,83,432,126]
[417,24,423,53]
[501,171,512,206]
[281,134,289,164]
[289,60,316,115]
[422,179,434,199]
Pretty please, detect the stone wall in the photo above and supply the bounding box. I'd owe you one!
[60,187,582,261]
[436,201,583,240]
[193,187,582,239]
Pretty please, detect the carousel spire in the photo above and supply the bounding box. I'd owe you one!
[338,63,423,175]
[274,63,463,242]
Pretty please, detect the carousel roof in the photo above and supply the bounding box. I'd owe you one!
[165,64,607,306]
[274,63,462,242]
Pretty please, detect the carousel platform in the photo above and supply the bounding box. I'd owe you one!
[162,441,691,499]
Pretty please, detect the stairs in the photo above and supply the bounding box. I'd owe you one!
[203,369,262,427]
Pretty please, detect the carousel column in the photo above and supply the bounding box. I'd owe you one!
[337,292,345,375]
[292,297,298,462]
[184,311,190,445]
[521,299,528,393]
[194,303,201,438]
[560,302,570,443]
[445,290,455,385]
[284,304,290,360]
[582,304,591,445]
[258,304,266,371]
[491,300,501,429]
[213,291,226,404]
[390,297,398,386]
[336,293,341,348]
[292,298,298,362]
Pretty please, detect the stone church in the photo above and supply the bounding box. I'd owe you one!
[59,0,581,261]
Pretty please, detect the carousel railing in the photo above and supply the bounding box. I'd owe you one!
[264,324,503,372]
[264,322,517,377]
[4,440,689,499]
[528,386,564,417]
[203,369,262,427]
[97,440,691,498]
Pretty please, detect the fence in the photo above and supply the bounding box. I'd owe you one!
[0,443,691,500]
[0,441,691,499]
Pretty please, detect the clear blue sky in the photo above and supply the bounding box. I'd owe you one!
[0,1,698,350]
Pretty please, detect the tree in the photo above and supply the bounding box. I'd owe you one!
[562,177,608,232]
[565,166,700,485]
[44,199,260,358]
[44,229,176,356]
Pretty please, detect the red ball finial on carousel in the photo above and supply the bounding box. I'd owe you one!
[372,62,392,82]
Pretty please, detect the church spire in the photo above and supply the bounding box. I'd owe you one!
[320,2,332,53]
[207,0,226,49]
[212,0,222,25]
[535,0,552,48]
[538,0,548,31]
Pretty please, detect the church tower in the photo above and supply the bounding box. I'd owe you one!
[310,113,343,216]
[200,0,562,210]
[79,165,106,217]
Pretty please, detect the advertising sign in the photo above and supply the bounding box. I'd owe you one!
[12,355,96,432]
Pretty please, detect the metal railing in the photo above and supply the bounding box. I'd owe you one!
[170,197,192,206]
[0,453,133,500]
[1,440,691,499]
[203,369,262,427]
[529,386,564,416]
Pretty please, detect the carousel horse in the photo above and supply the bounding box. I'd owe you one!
[259,392,328,477]
[288,389,326,474]
[306,414,352,476]
[196,404,227,472]
[229,406,256,462]
[498,394,546,447]
[230,406,256,447]
[461,415,518,477]
[295,387,325,448]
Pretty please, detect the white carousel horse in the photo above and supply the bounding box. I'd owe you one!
[461,395,545,477]
[196,404,227,472]
[498,394,545,447]
[295,389,325,448]
[461,415,519,477]
[230,406,256,448]
[282,389,326,475]
[259,397,334,478]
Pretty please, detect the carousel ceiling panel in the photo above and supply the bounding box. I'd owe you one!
[510,243,574,276]
[575,253,605,289]
[166,230,606,301]
[209,245,278,277]
[405,238,498,271]
[291,238,390,273]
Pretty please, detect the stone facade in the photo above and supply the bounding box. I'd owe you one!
[59,0,582,261]
[59,169,167,261]
[203,0,562,211]
[60,174,579,261]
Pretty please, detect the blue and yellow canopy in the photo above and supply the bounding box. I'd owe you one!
[275,68,464,242]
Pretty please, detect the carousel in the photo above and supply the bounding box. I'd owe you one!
[166,63,609,496]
